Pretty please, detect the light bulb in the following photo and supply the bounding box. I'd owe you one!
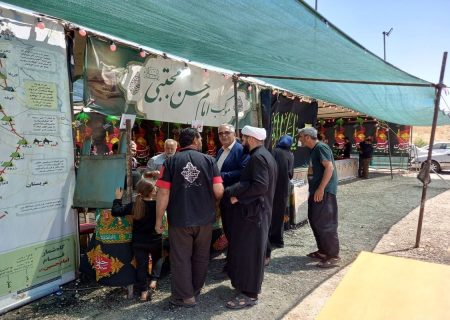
[109,41,117,52]
[139,49,146,58]
[36,18,45,29]
[179,67,191,78]
[78,28,87,37]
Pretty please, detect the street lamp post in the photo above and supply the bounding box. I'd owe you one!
[382,27,393,61]
[382,27,394,179]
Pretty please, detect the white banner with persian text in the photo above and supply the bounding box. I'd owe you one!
[119,56,252,126]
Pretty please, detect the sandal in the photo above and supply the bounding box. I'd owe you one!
[306,251,327,260]
[140,290,150,302]
[149,280,157,291]
[317,257,340,268]
[226,294,258,309]
[169,297,197,308]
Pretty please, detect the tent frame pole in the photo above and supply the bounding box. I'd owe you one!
[415,51,447,248]
[387,128,393,179]
[125,119,133,203]
[233,75,240,138]
[238,73,439,88]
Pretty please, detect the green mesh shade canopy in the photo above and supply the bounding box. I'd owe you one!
[3,0,449,125]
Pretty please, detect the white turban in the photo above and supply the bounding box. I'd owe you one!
[241,125,266,141]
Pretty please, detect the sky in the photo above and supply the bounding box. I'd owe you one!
[303,0,449,83]
[303,0,450,110]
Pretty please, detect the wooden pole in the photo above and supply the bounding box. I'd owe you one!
[233,75,239,138]
[387,126,394,179]
[415,52,447,248]
[125,119,132,203]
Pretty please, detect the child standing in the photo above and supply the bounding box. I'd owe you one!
[112,178,162,301]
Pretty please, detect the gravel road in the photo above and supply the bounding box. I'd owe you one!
[2,171,449,320]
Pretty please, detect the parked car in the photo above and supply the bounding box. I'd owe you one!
[410,141,450,172]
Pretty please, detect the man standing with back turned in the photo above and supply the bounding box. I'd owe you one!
[298,127,340,268]
[155,128,224,307]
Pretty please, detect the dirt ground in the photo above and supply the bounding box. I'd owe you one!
[285,171,450,320]
[2,171,450,320]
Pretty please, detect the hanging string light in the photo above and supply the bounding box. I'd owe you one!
[36,17,45,29]
[78,28,87,37]
[109,41,117,52]
[139,48,146,58]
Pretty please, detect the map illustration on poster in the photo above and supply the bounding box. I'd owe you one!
[0,8,76,314]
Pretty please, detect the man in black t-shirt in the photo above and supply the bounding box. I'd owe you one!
[155,128,223,307]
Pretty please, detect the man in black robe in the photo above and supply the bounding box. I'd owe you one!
[343,137,352,159]
[224,125,277,309]
[266,135,294,262]
[358,136,374,178]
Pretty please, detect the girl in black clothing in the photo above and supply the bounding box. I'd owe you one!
[112,178,162,301]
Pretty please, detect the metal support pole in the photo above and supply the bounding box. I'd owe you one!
[387,126,393,179]
[233,75,239,138]
[125,119,132,203]
[415,51,447,248]
[382,28,392,62]
[315,0,318,11]
[237,73,434,88]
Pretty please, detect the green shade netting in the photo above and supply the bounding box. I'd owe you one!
[3,0,449,125]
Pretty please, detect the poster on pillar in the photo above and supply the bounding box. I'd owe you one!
[0,9,76,314]
[84,37,253,127]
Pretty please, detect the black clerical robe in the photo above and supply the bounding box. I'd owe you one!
[270,147,294,246]
[224,145,277,294]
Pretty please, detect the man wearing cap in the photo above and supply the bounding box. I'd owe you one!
[298,127,340,268]
[224,125,277,309]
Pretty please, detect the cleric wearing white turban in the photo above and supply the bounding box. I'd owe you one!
[223,124,277,309]
[241,125,267,141]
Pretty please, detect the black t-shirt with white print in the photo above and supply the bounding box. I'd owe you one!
[156,147,222,227]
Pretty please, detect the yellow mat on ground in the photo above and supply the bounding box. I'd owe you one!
[317,251,450,320]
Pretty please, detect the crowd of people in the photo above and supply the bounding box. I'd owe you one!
[88,125,341,309]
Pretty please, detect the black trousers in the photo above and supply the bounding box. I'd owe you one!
[307,192,340,257]
[269,196,289,246]
[168,224,212,300]
[133,241,162,292]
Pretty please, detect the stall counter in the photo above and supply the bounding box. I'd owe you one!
[290,158,358,225]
